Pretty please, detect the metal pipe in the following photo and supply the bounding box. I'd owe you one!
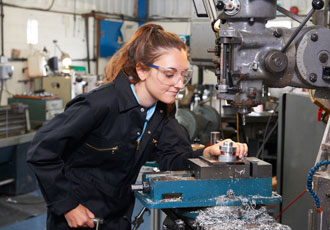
[202,0,218,23]
[0,0,4,56]
[85,17,90,73]
[222,44,228,85]
[0,178,14,186]
[210,131,220,145]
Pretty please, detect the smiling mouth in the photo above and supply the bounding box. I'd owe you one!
[168,91,178,95]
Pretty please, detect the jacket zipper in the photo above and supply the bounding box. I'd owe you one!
[85,143,118,154]
[152,138,158,147]
[136,140,140,152]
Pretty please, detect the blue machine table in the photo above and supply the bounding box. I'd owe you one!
[132,157,286,229]
[134,157,281,209]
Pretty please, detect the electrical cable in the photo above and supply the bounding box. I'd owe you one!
[236,112,239,142]
[218,98,225,140]
[3,0,58,13]
[4,81,13,96]
[0,79,3,105]
[238,113,247,143]
[275,189,307,220]
[46,0,56,11]
[256,119,278,159]
[256,104,278,159]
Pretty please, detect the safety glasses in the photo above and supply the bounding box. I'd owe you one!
[147,64,193,86]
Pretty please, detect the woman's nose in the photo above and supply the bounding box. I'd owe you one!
[174,77,185,89]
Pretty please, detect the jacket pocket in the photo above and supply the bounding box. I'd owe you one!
[72,139,127,167]
[68,168,133,218]
[85,142,119,154]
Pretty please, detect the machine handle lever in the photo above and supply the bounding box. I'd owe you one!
[281,0,324,53]
[131,181,150,193]
[91,218,104,230]
[124,207,150,230]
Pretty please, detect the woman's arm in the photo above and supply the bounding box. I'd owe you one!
[27,96,96,216]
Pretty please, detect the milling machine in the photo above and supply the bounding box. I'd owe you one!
[133,140,285,229]
[198,0,330,117]
[131,0,330,229]
[195,0,330,229]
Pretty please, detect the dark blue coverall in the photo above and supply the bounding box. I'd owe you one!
[27,72,203,230]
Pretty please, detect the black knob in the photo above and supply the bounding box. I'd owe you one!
[309,73,318,82]
[312,0,324,10]
[273,28,283,38]
[216,1,225,10]
[311,33,318,41]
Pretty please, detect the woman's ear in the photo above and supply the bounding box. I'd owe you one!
[136,63,147,81]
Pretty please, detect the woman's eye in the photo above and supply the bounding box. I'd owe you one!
[164,71,175,78]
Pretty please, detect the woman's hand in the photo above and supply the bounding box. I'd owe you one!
[64,204,95,228]
[202,139,248,159]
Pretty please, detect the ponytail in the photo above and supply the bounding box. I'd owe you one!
[103,23,187,83]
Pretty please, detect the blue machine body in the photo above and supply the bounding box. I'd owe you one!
[135,172,281,209]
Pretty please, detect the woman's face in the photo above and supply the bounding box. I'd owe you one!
[136,48,188,106]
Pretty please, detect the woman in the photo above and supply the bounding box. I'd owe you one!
[27,23,247,230]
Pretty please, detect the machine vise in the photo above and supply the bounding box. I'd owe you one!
[133,157,280,210]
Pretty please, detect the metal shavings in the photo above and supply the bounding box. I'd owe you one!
[161,197,183,202]
[195,191,291,230]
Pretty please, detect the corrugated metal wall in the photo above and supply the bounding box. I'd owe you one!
[148,0,314,18]
[149,0,192,18]
[5,0,315,18]
[4,0,135,16]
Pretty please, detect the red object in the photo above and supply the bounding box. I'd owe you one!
[275,189,307,220]
[290,6,299,15]
[318,108,323,121]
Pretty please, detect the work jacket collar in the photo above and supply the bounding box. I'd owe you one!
[114,72,141,112]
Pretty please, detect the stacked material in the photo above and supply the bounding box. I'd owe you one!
[0,103,30,138]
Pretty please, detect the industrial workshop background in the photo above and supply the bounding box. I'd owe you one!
[0,0,329,230]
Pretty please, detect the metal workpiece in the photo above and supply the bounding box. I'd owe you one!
[219,141,237,162]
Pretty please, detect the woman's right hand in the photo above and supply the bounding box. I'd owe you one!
[64,204,95,228]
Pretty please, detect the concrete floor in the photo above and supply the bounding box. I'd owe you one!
[0,194,151,230]
[0,214,47,230]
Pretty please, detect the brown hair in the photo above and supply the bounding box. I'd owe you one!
[103,23,188,83]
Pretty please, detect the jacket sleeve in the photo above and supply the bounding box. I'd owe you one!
[156,116,204,171]
[26,95,97,216]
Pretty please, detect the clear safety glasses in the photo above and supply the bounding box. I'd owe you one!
[147,64,193,86]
